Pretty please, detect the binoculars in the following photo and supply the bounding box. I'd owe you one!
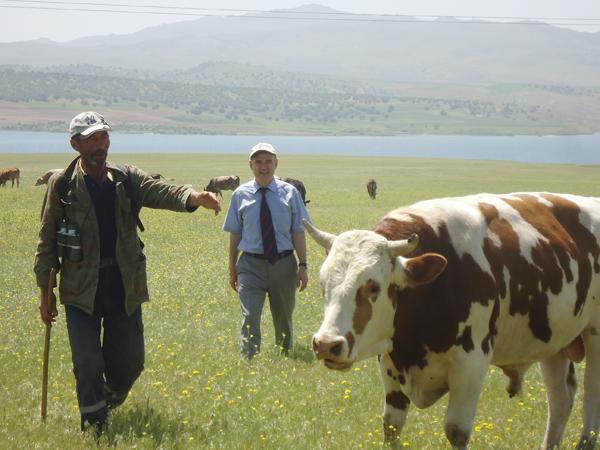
[57,221,82,262]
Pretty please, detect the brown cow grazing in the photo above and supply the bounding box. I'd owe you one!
[367,178,377,199]
[283,177,310,205]
[306,192,600,449]
[35,169,62,186]
[204,175,240,197]
[0,168,20,188]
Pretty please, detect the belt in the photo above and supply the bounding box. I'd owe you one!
[99,257,118,269]
[244,249,294,260]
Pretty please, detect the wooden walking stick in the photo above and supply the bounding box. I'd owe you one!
[41,267,58,422]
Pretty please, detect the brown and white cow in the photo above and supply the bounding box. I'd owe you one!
[306,192,600,450]
[0,168,20,188]
[367,178,377,200]
[204,175,240,197]
[35,169,62,186]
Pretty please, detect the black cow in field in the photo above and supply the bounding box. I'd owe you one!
[367,178,377,200]
[204,175,240,197]
[282,177,310,205]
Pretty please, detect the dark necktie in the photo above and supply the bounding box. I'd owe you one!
[260,187,278,263]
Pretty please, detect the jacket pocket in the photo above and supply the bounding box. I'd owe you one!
[58,261,86,296]
[129,257,148,299]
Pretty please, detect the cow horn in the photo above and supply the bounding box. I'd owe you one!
[303,219,336,250]
[387,233,419,257]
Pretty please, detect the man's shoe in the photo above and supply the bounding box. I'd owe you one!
[81,420,107,439]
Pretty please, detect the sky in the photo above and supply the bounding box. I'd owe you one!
[0,0,599,43]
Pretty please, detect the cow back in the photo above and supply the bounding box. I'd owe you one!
[374,193,600,370]
[283,177,309,204]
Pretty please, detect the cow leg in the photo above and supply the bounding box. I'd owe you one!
[379,354,410,443]
[539,353,576,449]
[578,328,600,449]
[444,355,489,449]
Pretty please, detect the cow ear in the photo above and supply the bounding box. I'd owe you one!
[403,253,447,287]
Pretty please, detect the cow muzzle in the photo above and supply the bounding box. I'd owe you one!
[312,334,353,371]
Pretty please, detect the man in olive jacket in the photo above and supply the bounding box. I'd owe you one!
[34,111,221,432]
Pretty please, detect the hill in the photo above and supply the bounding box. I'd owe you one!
[0,5,599,85]
[2,65,600,135]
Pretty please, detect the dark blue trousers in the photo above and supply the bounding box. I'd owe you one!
[65,266,144,429]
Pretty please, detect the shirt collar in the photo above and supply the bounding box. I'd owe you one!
[253,178,277,194]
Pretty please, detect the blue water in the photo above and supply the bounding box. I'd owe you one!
[1,131,600,165]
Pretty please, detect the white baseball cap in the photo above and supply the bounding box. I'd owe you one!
[249,142,277,159]
[69,111,111,138]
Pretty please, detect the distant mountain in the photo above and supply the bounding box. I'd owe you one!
[1,4,599,85]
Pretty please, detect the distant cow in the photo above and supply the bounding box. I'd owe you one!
[283,177,310,205]
[35,169,62,186]
[367,178,377,199]
[0,168,20,188]
[306,192,600,449]
[204,175,240,197]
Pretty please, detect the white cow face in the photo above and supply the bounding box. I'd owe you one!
[305,221,445,370]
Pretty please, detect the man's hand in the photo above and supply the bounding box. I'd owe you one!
[188,191,221,215]
[296,266,308,292]
[39,289,58,327]
[229,268,238,292]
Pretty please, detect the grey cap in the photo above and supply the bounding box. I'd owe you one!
[69,111,111,138]
[249,142,277,159]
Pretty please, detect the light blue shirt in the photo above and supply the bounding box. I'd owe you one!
[223,178,311,253]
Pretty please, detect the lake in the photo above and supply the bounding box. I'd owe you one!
[1,131,600,165]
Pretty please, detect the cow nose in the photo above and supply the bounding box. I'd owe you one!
[313,335,346,359]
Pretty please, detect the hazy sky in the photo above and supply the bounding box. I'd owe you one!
[1,0,599,42]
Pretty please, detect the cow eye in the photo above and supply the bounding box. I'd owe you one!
[370,284,380,296]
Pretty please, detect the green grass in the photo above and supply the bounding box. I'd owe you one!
[1,153,599,449]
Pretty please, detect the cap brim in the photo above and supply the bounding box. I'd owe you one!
[79,123,111,138]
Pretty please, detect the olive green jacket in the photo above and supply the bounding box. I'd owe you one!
[34,161,195,316]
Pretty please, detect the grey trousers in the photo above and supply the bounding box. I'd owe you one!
[236,253,297,358]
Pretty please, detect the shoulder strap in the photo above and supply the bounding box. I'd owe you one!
[41,156,80,221]
[116,164,145,232]
[55,156,80,203]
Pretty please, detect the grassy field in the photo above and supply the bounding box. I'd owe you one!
[1,153,600,449]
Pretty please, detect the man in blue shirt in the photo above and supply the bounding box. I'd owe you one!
[223,143,310,358]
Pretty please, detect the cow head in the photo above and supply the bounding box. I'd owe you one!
[305,220,447,370]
